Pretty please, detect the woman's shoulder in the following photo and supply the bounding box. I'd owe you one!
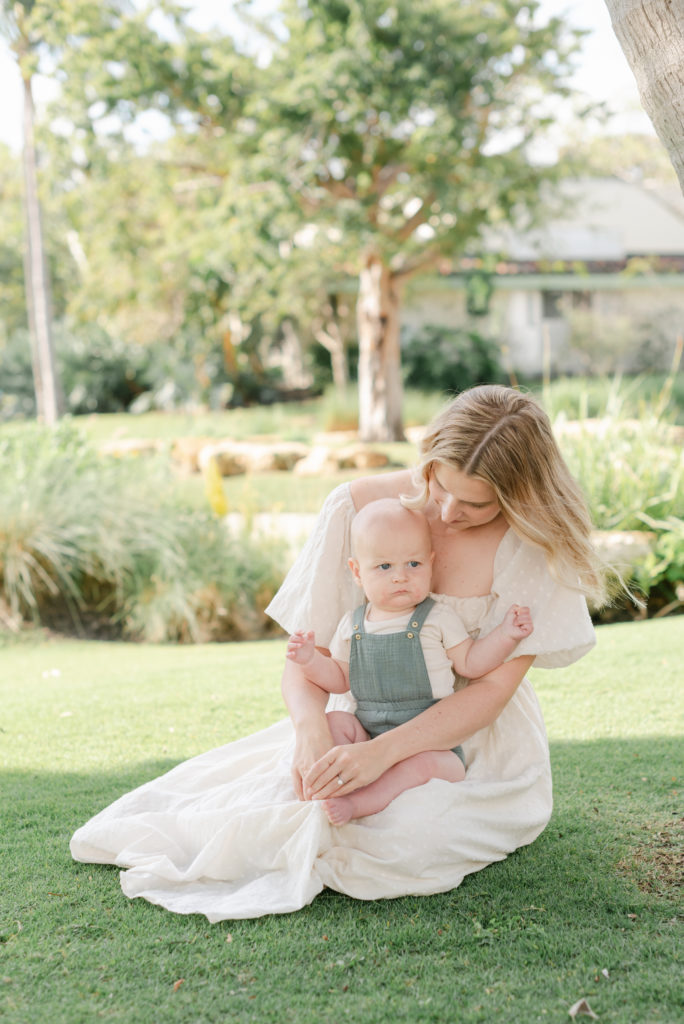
[349,470,416,511]
[493,528,550,583]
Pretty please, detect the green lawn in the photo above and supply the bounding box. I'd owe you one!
[1,618,682,1023]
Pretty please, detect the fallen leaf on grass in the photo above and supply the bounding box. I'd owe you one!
[569,998,598,1019]
[173,979,184,992]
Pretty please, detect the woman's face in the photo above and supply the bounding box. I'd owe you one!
[427,463,501,530]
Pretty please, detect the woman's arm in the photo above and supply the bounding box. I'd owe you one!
[303,654,535,799]
[281,656,337,800]
[350,469,415,509]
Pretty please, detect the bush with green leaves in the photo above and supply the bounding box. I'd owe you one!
[554,405,684,616]
[401,324,506,394]
[0,423,285,641]
[0,324,149,419]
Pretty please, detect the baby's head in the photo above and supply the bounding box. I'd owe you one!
[349,498,434,613]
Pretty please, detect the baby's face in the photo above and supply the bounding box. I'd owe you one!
[351,519,434,615]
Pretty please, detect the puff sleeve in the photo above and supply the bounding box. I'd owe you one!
[478,530,596,669]
[265,483,358,648]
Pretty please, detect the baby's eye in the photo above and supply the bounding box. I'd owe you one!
[379,562,391,570]
[408,560,421,568]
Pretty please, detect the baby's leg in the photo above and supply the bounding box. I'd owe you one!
[323,749,465,827]
[326,710,370,746]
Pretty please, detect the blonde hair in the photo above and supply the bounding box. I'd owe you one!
[404,384,610,606]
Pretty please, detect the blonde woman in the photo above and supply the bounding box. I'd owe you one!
[72,386,603,921]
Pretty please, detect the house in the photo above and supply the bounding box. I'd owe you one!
[401,177,684,377]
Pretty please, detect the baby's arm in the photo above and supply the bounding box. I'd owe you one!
[448,604,533,679]
[286,630,350,693]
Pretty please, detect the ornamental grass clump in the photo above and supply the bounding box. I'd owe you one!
[0,423,285,641]
[552,396,684,615]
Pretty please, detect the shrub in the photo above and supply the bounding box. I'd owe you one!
[552,398,684,619]
[401,324,506,394]
[0,324,149,419]
[0,423,285,641]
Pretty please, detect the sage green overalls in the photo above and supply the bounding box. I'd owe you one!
[348,597,466,766]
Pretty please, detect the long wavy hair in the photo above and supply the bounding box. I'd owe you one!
[404,384,611,606]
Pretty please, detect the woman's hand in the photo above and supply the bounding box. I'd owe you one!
[281,657,335,799]
[291,717,335,800]
[303,737,392,800]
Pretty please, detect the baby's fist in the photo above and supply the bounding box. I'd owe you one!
[510,604,533,638]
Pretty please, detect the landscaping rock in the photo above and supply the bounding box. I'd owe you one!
[292,445,342,476]
[197,440,309,476]
[171,437,219,474]
[294,444,389,475]
[592,529,656,560]
[336,445,390,470]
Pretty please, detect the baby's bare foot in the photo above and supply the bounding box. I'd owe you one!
[322,796,355,826]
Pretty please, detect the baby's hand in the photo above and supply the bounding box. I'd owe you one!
[286,630,317,665]
[503,604,533,640]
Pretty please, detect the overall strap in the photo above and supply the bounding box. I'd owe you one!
[350,603,367,635]
[405,596,435,633]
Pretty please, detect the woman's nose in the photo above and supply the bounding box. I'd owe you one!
[441,497,460,521]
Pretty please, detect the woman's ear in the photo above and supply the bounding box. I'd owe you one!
[348,557,363,588]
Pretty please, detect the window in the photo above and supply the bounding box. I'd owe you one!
[541,290,592,318]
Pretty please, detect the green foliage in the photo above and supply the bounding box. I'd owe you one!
[533,372,684,425]
[557,414,683,532]
[0,423,285,641]
[0,325,149,419]
[547,376,684,614]
[631,515,684,613]
[1,0,586,432]
[402,324,506,393]
[257,0,580,264]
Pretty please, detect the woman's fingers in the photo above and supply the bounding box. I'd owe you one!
[303,750,342,797]
[305,741,386,799]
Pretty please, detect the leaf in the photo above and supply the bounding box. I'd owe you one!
[569,998,598,1019]
[173,979,185,992]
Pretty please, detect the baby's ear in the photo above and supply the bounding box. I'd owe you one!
[348,557,363,587]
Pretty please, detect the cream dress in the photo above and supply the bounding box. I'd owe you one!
[70,483,595,921]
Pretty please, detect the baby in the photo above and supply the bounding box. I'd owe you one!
[287,497,533,825]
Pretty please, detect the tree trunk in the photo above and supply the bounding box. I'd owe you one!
[313,322,348,390]
[356,251,405,442]
[604,0,684,193]
[22,73,62,423]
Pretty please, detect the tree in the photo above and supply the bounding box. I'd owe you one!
[245,0,582,439]
[564,131,680,187]
[2,0,62,422]
[604,1,684,194]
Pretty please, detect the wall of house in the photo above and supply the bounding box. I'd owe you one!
[401,278,684,379]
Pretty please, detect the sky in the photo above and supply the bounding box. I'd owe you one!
[0,0,655,153]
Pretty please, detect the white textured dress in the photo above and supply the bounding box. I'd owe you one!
[70,483,596,921]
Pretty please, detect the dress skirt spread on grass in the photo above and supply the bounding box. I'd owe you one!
[70,484,595,921]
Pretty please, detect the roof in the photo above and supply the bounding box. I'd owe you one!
[489,177,684,260]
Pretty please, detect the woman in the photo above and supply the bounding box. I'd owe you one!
[71,386,603,920]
